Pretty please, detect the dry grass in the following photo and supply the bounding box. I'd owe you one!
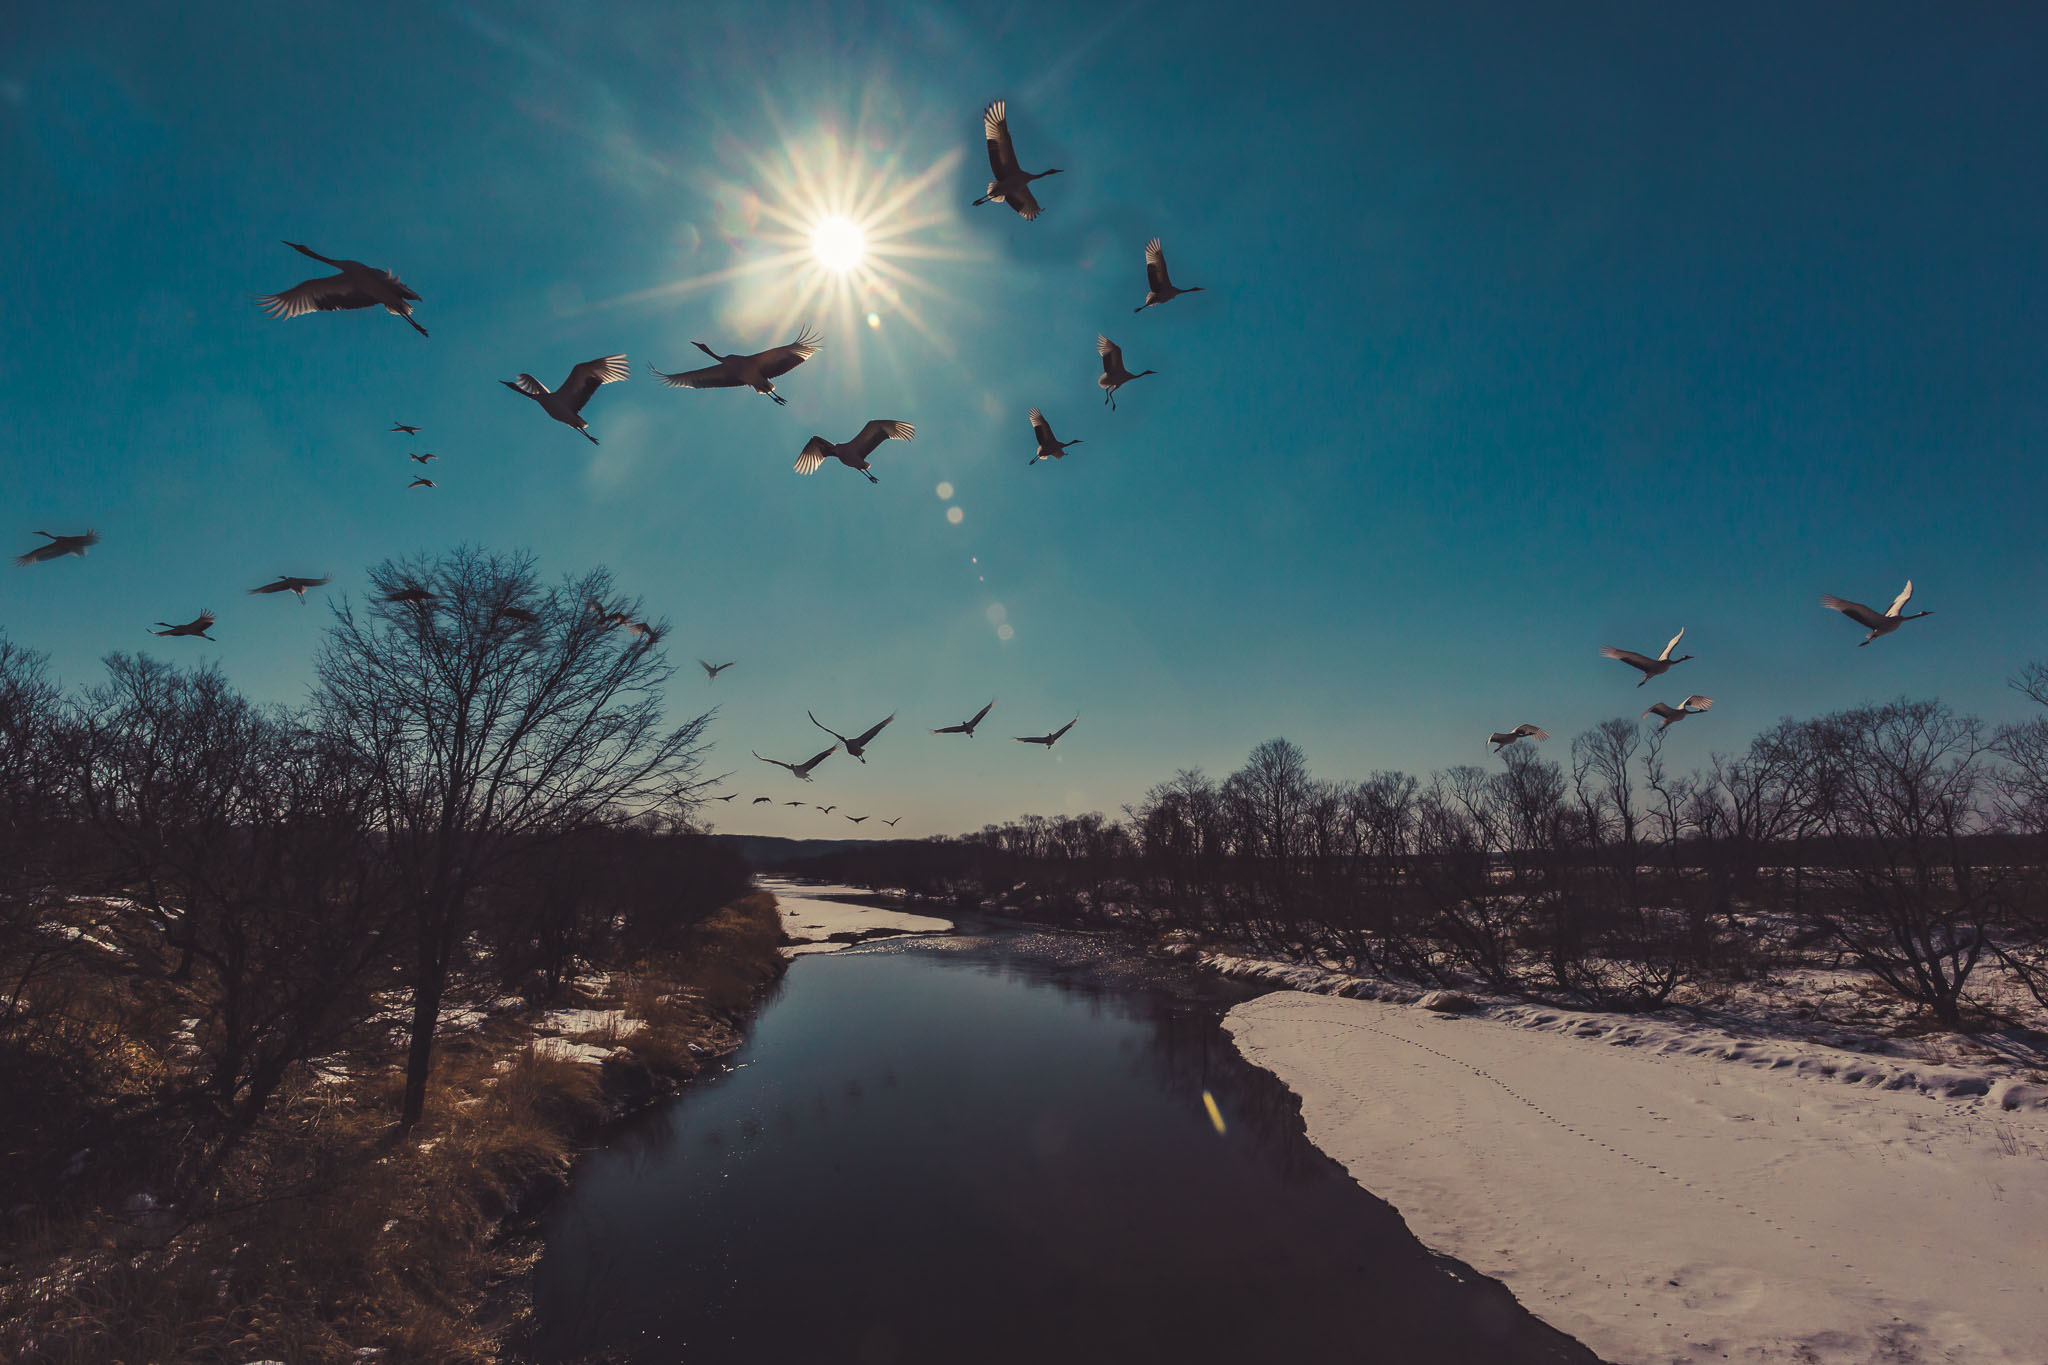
[0,889,786,1364]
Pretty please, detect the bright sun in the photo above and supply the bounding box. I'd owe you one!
[810,215,867,273]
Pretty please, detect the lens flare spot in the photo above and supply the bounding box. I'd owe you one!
[866,310,882,330]
[996,623,1015,641]
[946,506,964,525]
[810,215,867,273]
[936,481,955,500]
[985,603,1007,625]
[1203,1090,1227,1135]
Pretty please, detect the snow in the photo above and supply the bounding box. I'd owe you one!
[529,1038,618,1066]
[1224,989,2048,1364]
[538,1007,642,1039]
[759,878,953,955]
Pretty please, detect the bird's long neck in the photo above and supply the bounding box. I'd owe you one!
[694,342,723,360]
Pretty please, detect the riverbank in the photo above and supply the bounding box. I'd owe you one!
[1,889,787,1365]
[1223,984,2048,1365]
[764,877,955,955]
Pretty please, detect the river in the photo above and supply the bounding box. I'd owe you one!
[527,909,1603,1364]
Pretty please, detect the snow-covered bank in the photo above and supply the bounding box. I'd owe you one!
[1224,988,2048,1365]
[761,878,954,956]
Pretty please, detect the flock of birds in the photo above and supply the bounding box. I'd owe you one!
[14,98,1937,825]
[7,101,1212,834]
[1485,581,1934,755]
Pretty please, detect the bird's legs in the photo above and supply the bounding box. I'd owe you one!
[401,313,429,339]
[581,428,599,445]
[861,469,879,484]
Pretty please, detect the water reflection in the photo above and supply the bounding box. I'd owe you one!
[526,925,1603,1364]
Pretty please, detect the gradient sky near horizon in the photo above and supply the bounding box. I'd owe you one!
[5,1,2047,839]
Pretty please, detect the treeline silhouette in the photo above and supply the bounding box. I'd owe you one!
[0,547,746,1222]
[789,685,2048,1028]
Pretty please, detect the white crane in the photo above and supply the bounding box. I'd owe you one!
[256,242,427,337]
[1015,717,1078,748]
[248,574,329,601]
[933,699,995,737]
[701,659,737,681]
[1644,696,1714,729]
[973,100,1063,221]
[502,355,630,443]
[151,611,216,640]
[1027,408,1081,465]
[1134,238,1204,312]
[651,329,820,406]
[15,530,100,566]
[1599,628,1692,687]
[1822,581,1933,646]
[1488,724,1549,753]
[754,745,838,781]
[795,420,914,483]
[810,711,896,762]
[1096,336,1156,410]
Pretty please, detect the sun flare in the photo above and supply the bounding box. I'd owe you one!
[810,215,867,274]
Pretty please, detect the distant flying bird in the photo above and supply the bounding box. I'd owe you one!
[502,355,630,444]
[625,620,662,642]
[494,605,538,626]
[751,796,773,805]
[933,700,996,737]
[408,477,436,490]
[881,817,902,827]
[256,242,427,337]
[1822,581,1933,646]
[1599,628,1692,687]
[1015,718,1078,748]
[754,745,838,781]
[1488,724,1549,753]
[846,814,869,824]
[973,100,1062,221]
[816,805,838,815]
[1096,336,1155,410]
[1027,409,1081,465]
[382,586,435,606]
[151,610,216,640]
[391,424,422,435]
[651,329,820,406]
[795,420,914,483]
[1644,696,1714,729]
[700,659,737,681]
[248,574,329,601]
[1134,238,1204,313]
[810,711,896,762]
[710,793,738,802]
[586,599,631,630]
[409,453,437,464]
[14,530,100,566]
[783,800,805,807]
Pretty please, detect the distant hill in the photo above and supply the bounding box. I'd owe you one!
[711,834,910,869]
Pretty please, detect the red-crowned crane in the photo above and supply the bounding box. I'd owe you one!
[754,744,838,781]
[256,242,427,337]
[1028,409,1081,465]
[1599,628,1692,687]
[1015,718,1077,748]
[1488,724,1548,753]
[1097,336,1155,410]
[651,329,820,406]
[795,420,913,483]
[810,711,895,762]
[973,101,1062,220]
[151,611,216,640]
[502,355,630,443]
[1822,581,1932,646]
[933,700,995,737]
[1644,696,1714,730]
[1134,238,1204,312]
[15,530,100,566]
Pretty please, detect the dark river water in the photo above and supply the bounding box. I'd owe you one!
[528,916,1603,1364]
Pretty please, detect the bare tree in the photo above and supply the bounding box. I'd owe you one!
[313,547,713,1128]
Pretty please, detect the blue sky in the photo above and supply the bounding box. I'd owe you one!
[4,1,2047,837]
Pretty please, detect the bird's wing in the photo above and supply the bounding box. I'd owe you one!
[794,439,831,476]
[969,700,995,726]
[1886,580,1914,617]
[1659,627,1686,660]
[984,100,1020,178]
[1643,704,1678,721]
[756,327,822,379]
[1600,648,1656,669]
[1518,725,1550,740]
[752,751,794,773]
[1681,696,1714,712]
[559,355,630,412]
[1144,238,1172,293]
[1007,184,1042,221]
[507,373,550,398]
[194,612,217,629]
[752,796,771,804]
[651,361,740,390]
[799,744,838,772]
[255,274,377,319]
[1097,334,1122,372]
[249,581,286,594]
[1050,718,1077,742]
[852,713,896,747]
[932,723,965,734]
[810,712,850,744]
[851,419,913,456]
[1821,595,1885,629]
[15,544,56,565]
